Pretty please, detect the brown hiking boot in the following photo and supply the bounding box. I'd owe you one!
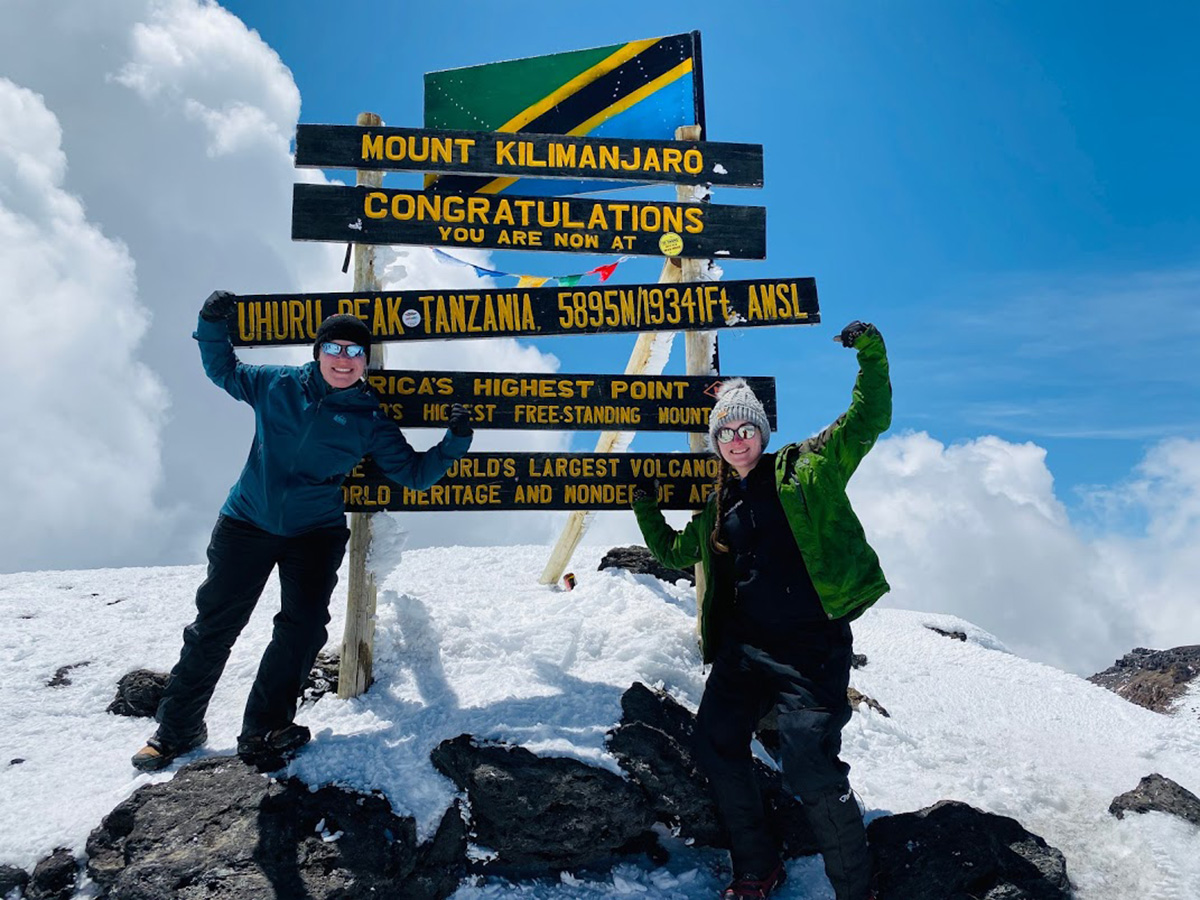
[130,725,207,772]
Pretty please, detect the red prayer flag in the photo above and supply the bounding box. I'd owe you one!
[589,262,619,282]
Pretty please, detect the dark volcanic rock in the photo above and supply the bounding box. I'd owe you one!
[431,733,658,875]
[109,654,340,720]
[27,849,76,900]
[869,800,1072,900]
[599,545,695,585]
[85,756,463,900]
[1109,773,1200,825]
[46,661,90,688]
[607,683,819,857]
[926,626,967,642]
[301,650,340,705]
[1088,645,1200,713]
[0,864,29,897]
[106,669,170,718]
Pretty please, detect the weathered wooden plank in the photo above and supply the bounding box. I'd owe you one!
[295,124,763,188]
[291,184,766,259]
[227,278,818,346]
[343,452,720,512]
[367,371,776,433]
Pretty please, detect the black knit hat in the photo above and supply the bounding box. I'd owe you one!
[313,314,371,363]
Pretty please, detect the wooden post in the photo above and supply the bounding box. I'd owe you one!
[673,125,717,615]
[339,112,384,699]
[537,326,674,585]
[538,124,715,588]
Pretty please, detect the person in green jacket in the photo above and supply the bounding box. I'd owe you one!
[632,321,890,900]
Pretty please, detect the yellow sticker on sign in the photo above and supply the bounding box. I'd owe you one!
[659,232,684,256]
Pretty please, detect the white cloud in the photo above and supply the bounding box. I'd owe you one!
[0,0,563,569]
[0,78,169,571]
[850,432,1199,675]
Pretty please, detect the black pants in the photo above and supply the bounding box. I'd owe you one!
[695,624,854,876]
[155,515,350,745]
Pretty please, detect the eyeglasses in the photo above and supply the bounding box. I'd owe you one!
[715,423,760,444]
[320,342,365,358]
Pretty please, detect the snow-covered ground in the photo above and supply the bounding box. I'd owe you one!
[2,539,1197,899]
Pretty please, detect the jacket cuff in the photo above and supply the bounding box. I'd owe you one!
[440,431,473,459]
[193,314,232,343]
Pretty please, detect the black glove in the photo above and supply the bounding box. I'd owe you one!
[447,403,473,438]
[631,479,658,503]
[200,290,236,322]
[835,320,873,349]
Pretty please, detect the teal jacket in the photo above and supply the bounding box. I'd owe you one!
[634,328,891,663]
[195,315,470,535]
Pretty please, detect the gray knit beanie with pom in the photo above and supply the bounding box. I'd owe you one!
[708,378,770,451]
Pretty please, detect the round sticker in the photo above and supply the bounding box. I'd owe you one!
[659,232,684,256]
[402,309,422,328]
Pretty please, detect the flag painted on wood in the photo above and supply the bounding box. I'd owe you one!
[424,32,704,197]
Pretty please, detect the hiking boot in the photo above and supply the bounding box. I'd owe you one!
[236,723,311,765]
[721,861,786,899]
[131,725,208,772]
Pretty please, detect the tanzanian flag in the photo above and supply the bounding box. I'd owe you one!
[424,32,704,196]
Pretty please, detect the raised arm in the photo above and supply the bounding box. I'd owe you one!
[805,321,892,480]
[193,291,275,404]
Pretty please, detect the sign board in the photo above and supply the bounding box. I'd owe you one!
[295,125,762,188]
[229,278,818,347]
[368,370,776,432]
[425,31,704,196]
[291,184,766,258]
[343,452,720,512]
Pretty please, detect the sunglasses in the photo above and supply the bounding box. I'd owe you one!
[715,423,760,444]
[320,341,366,358]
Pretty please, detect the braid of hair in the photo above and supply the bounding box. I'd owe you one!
[709,460,735,554]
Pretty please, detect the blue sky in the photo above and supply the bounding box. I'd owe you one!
[220,0,1200,507]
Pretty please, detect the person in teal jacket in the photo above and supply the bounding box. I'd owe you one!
[133,292,473,772]
[632,321,890,900]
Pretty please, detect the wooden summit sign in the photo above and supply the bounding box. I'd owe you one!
[295,125,763,188]
[291,184,766,258]
[368,370,776,432]
[343,452,720,512]
[229,278,817,346]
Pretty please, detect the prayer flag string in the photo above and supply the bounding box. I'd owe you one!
[432,248,631,286]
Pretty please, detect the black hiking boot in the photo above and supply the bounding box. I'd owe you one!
[236,723,311,768]
[721,861,786,899]
[131,724,208,772]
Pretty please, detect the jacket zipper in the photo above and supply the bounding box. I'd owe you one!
[278,396,323,533]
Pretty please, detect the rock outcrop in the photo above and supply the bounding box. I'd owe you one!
[598,545,696,585]
[1109,773,1200,826]
[868,799,1073,899]
[1088,645,1200,713]
[430,733,660,875]
[84,756,464,900]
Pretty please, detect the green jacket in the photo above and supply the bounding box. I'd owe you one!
[633,328,892,663]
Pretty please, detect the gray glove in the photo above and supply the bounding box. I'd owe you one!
[631,479,658,503]
[200,290,236,322]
